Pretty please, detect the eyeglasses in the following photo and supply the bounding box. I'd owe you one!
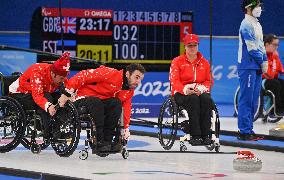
[271,43,279,48]
[186,44,198,48]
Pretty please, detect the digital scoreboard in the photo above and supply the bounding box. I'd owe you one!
[30,7,192,65]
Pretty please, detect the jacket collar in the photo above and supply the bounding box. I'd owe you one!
[122,70,130,90]
[245,14,259,23]
[47,65,61,87]
[267,52,273,57]
[185,52,203,65]
[47,65,53,83]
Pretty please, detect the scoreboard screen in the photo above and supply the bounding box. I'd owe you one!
[30,7,192,65]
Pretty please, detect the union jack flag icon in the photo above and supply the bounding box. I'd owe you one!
[57,17,77,34]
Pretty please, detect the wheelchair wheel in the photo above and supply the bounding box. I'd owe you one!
[21,117,50,151]
[158,96,178,150]
[212,103,221,138]
[30,143,41,154]
[0,96,26,153]
[79,150,88,160]
[50,101,80,157]
[234,86,261,122]
[122,148,129,159]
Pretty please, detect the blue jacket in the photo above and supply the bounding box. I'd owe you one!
[238,14,267,70]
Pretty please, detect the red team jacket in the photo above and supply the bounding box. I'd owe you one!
[263,51,284,79]
[170,52,213,95]
[65,66,133,129]
[9,63,67,111]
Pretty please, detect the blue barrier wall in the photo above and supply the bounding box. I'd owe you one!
[0,51,36,76]
[2,35,284,117]
[0,0,284,36]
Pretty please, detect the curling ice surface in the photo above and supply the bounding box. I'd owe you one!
[0,135,284,179]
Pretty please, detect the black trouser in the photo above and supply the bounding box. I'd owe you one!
[74,97,122,143]
[174,93,212,137]
[264,78,284,111]
[10,92,60,138]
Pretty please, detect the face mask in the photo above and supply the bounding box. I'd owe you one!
[252,7,262,18]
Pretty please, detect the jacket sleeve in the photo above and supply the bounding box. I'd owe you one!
[30,72,50,111]
[279,62,284,74]
[116,90,134,129]
[276,57,284,77]
[276,53,284,74]
[65,66,112,95]
[240,24,264,65]
[265,60,273,79]
[169,57,185,95]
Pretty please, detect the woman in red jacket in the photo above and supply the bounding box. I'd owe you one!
[262,34,284,116]
[170,34,213,145]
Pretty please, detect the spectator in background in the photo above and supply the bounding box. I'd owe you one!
[262,34,284,116]
[237,0,268,141]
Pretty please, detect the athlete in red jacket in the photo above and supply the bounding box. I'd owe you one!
[9,52,71,139]
[170,34,213,145]
[59,63,145,152]
[262,34,284,115]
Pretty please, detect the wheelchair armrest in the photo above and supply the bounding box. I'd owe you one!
[1,73,21,96]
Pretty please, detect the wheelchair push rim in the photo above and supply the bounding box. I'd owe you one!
[158,96,178,150]
[50,101,81,157]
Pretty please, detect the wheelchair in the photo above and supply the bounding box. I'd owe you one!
[158,95,221,152]
[0,72,26,153]
[234,86,283,123]
[0,72,81,157]
[20,101,81,157]
[77,105,129,160]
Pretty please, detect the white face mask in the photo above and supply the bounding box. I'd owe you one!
[252,7,262,18]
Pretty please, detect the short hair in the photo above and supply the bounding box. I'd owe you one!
[264,34,278,44]
[126,63,146,74]
[241,0,261,13]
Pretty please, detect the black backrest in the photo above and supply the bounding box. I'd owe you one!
[0,72,22,96]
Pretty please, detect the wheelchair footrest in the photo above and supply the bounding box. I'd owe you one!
[92,150,121,154]
[189,143,212,146]
[188,140,213,146]
[91,143,124,155]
